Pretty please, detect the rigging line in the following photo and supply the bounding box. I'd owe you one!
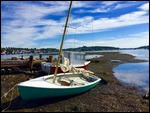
[39,1,63,49]
[74,19,76,49]
[53,1,73,83]
[91,20,94,72]
[74,28,76,49]
[65,26,70,49]
[55,2,65,51]
[65,25,76,29]
[63,2,76,50]
[38,24,51,49]
[92,19,93,50]
[56,2,71,51]
[56,25,65,50]
[74,1,78,50]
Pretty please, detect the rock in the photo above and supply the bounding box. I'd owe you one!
[7,68,12,74]
[143,91,149,99]
[33,58,36,61]
[12,57,19,60]
[1,69,6,75]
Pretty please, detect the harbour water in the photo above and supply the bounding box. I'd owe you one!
[113,49,149,91]
[1,54,58,59]
[1,53,102,60]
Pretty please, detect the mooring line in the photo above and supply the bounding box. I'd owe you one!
[1,84,17,112]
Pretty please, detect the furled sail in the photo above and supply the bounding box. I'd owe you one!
[60,57,94,76]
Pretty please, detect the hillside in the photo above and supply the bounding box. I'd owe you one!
[63,46,120,51]
[135,45,149,50]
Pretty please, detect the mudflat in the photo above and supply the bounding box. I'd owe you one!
[1,52,149,112]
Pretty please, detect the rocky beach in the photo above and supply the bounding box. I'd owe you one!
[1,52,149,112]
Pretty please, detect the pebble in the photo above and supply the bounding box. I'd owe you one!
[143,91,149,99]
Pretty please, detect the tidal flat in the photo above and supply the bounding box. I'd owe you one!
[1,52,149,112]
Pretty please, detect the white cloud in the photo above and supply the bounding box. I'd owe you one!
[67,10,149,35]
[1,1,149,48]
[63,31,149,48]
[114,1,141,10]
[101,1,119,6]
[88,8,109,13]
[139,3,149,11]
[65,39,79,43]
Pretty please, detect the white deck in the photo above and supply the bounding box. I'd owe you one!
[17,73,101,89]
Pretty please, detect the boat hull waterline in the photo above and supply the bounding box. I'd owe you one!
[17,73,101,100]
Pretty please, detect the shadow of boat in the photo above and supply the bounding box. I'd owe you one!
[99,78,108,85]
[1,89,95,111]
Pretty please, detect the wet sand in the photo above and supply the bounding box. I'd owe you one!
[1,52,149,112]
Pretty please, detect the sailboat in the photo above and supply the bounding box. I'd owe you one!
[17,1,101,100]
[41,51,91,74]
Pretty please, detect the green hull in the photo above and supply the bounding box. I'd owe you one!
[18,81,100,100]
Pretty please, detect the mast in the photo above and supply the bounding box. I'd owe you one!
[53,1,73,83]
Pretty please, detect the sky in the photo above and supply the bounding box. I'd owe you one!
[1,1,149,49]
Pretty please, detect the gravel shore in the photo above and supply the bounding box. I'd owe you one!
[1,52,149,112]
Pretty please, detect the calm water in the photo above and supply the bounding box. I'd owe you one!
[113,62,149,90]
[119,49,149,61]
[1,54,58,59]
[113,49,149,91]
[1,53,102,60]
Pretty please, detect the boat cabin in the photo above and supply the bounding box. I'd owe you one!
[63,51,86,65]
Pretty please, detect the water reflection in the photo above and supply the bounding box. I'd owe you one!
[113,62,149,91]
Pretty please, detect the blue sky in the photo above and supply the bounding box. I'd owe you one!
[1,1,149,49]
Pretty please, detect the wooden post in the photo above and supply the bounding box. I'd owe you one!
[21,55,23,59]
[39,54,42,60]
[7,68,12,74]
[1,69,6,75]
[28,55,34,72]
[49,55,53,63]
